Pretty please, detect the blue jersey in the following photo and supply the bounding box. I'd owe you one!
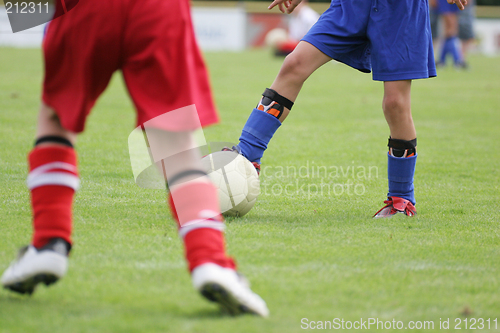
[302,0,436,81]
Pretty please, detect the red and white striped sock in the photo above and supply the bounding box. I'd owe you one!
[169,181,236,272]
[27,146,79,249]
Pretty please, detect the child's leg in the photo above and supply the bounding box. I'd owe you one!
[237,41,331,164]
[1,103,76,294]
[382,81,415,141]
[381,81,417,207]
[145,128,269,316]
[31,103,77,250]
[439,13,462,65]
[145,128,235,272]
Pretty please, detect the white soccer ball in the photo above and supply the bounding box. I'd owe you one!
[201,151,260,217]
[265,28,288,48]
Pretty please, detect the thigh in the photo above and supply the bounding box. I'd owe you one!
[42,0,124,133]
[368,0,436,81]
[122,0,218,132]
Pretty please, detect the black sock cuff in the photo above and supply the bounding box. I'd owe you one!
[35,136,74,148]
[262,88,294,110]
[388,137,417,149]
[168,169,208,187]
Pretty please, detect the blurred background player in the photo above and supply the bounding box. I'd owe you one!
[228,0,467,218]
[429,0,441,51]
[267,0,319,56]
[432,0,465,67]
[458,0,476,68]
[0,0,268,317]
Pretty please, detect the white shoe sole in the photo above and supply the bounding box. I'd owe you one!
[1,246,67,295]
[192,263,269,317]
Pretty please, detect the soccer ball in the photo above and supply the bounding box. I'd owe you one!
[201,151,260,217]
[264,28,288,48]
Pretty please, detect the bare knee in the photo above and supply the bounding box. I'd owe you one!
[278,51,313,84]
[383,94,405,115]
[36,103,76,144]
[38,103,62,125]
[382,94,416,140]
[382,87,413,120]
[382,81,415,140]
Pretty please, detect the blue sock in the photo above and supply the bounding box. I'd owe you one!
[238,109,282,163]
[387,153,417,205]
[439,38,451,64]
[448,37,462,65]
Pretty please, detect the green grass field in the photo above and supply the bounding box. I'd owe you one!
[1,47,499,332]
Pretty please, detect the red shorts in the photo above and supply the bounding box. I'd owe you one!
[42,0,218,133]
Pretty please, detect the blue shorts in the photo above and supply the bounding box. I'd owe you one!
[437,0,460,14]
[302,0,436,81]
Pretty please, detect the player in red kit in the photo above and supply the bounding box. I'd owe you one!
[1,0,268,317]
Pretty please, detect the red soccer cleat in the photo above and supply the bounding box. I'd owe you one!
[373,196,416,218]
[250,162,260,175]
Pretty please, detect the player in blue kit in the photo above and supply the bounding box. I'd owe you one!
[434,0,464,67]
[229,0,467,217]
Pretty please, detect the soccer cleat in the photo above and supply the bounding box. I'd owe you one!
[1,238,70,295]
[192,263,269,317]
[435,61,445,68]
[373,196,417,218]
[457,61,469,70]
[222,145,241,154]
[222,146,261,175]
